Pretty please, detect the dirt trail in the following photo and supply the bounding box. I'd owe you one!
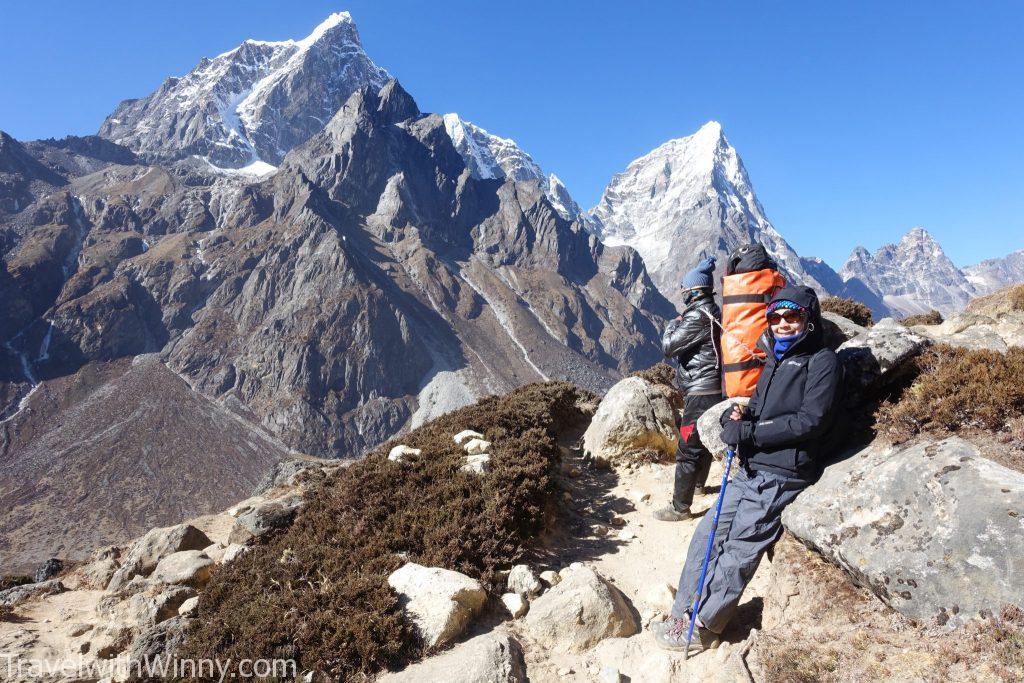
[517,447,768,682]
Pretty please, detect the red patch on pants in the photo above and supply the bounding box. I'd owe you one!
[680,424,696,443]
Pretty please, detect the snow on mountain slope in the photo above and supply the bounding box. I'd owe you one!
[589,121,830,306]
[98,12,389,167]
[442,113,584,221]
[838,228,978,316]
[963,248,1024,295]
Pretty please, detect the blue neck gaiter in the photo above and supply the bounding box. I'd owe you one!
[773,333,802,360]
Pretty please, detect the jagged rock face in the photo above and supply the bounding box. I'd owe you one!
[589,121,832,307]
[0,131,67,215]
[964,248,1024,295]
[97,13,389,168]
[839,228,977,316]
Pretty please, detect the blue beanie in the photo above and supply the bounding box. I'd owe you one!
[680,256,716,290]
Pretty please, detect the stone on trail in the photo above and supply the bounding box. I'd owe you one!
[539,570,561,587]
[0,579,65,607]
[837,317,929,394]
[151,550,214,588]
[501,592,528,618]
[582,377,679,466]
[507,564,543,597]
[378,632,527,683]
[523,565,638,653]
[387,563,487,649]
[783,437,1024,627]
[107,524,212,591]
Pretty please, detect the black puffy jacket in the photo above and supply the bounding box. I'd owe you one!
[719,285,841,481]
[662,292,722,396]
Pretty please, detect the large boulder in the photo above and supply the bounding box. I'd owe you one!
[523,565,638,653]
[783,437,1024,627]
[911,311,1024,352]
[378,632,527,683]
[387,563,488,649]
[107,524,211,591]
[583,377,678,465]
[836,318,929,395]
[0,579,65,607]
[151,550,214,587]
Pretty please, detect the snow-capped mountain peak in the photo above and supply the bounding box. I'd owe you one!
[442,113,584,221]
[98,12,389,168]
[589,121,829,306]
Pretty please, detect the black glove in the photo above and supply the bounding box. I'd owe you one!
[720,419,753,447]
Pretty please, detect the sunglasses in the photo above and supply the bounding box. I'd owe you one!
[767,310,805,325]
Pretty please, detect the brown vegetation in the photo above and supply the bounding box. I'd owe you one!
[966,284,1024,316]
[875,346,1024,451]
[902,310,944,326]
[181,382,593,680]
[820,297,874,327]
[630,362,684,411]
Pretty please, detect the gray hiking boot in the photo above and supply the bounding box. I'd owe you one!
[653,505,692,522]
[652,616,720,654]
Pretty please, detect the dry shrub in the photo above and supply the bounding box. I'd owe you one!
[759,636,842,682]
[0,575,32,591]
[181,382,593,680]
[937,605,1024,681]
[902,310,944,326]
[820,297,873,327]
[0,605,11,622]
[876,345,1024,443]
[1010,285,1024,312]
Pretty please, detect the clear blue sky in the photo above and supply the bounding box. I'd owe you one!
[2,1,1021,269]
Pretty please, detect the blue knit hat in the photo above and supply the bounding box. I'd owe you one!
[680,256,716,290]
[766,299,806,315]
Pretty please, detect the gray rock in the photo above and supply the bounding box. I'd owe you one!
[252,458,327,495]
[151,550,214,587]
[583,377,678,465]
[0,579,65,607]
[33,558,63,583]
[695,397,747,459]
[107,524,212,591]
[783,437,1024,627]
[228,493,304,544]
[523,565,638,653]
[821,311,868,351]
[836,318,929,395]
[124,616,191,669]
[378,632,527,683]
[387,562,488,649]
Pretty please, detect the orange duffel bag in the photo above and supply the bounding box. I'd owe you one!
[720,256,785,398]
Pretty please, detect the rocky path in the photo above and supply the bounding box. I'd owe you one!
[512,447,768,682]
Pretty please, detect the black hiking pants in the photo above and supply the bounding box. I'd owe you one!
[672,392,720,511]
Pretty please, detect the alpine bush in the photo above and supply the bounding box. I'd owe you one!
[901,310,944,326]
[820,297,874,327]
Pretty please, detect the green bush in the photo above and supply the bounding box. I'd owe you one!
[820,297,874,327]
[181,382,593,680]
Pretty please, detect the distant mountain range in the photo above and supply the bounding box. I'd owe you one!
[1,11,1021,569]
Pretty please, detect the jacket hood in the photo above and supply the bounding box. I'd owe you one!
[766,285,824,353]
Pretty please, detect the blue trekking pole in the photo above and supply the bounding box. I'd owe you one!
[683,446,736,660]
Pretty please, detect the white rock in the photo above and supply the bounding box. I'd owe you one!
[524,566,638,653]
[222,543,247,564]
[600,667,624,683]
[389,445,422,463]
[626,489,651,506]
[461,453,491,474]
[387,563,487,649]
[151,551,214,587]
[463,438,492,455]
[107,524,212,591]
[539,570,561,587]
[377,632,527,682]
[617,528,636,541]
[453,430,485,445]
[507,565,543,597]
[202,543,226,563]
[501,592,528,618]
[643,583,676,611]
[178,596,200,617]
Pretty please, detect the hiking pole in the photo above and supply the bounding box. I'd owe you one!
[683,446,736,660]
